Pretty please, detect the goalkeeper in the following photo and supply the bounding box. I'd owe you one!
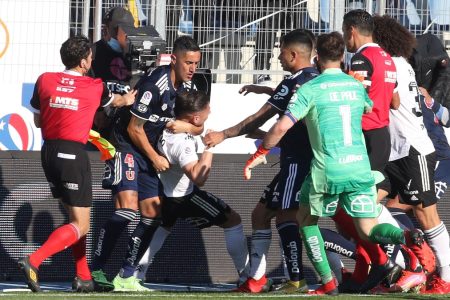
[204,29,319,293]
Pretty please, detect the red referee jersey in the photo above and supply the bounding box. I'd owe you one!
[30,71,111,144]
[350,44,397,130]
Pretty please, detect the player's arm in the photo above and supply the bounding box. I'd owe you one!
[127,115,169,172]
[30,76,41,128]
[349,53,373,92]
[204,103,277,147]
[99,83,136,108]
[419,87,450,127]
[166,120,204,135]
[390,91,400,110]
[182,150,213,187]
[239,84,275,96]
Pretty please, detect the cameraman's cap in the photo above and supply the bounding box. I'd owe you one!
[104,7,135,28]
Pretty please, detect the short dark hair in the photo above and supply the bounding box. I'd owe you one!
[343,9,374,36]
[174,90,209,118]
[173,36,200,54]
[281,29,314,53]
[373,15,416,58]
[60,35,91,69]
[317,32,345,62]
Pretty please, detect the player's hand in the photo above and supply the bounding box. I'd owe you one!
[203,130,225,148]
[166,120,188,134]
[152,155,170,172]
[348,71,364,83]
[418,87,434,109]
[123,90,137,106]
[244,145,269,180]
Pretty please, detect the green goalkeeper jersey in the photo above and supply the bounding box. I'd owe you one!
[286,68,374,194]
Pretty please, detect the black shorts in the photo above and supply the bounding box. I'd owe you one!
[259,157,309,210]
[363,126,391,193]
[41,140,92,207]
[161,187,231,229]
[385,147,437,207]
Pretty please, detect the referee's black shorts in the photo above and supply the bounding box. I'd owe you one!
[363,126,391,194]
[41,139,92,207]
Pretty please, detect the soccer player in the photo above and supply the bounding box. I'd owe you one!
[335,9,402,291]
[18,35,135,292]
[245,32,416,295]
[203,29,318,293]
[373,15,450,294]
[154,90,250,284]
[90,36,202,292]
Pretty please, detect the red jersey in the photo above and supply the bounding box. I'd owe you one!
[30,71,112,144]
[350,43,397,130]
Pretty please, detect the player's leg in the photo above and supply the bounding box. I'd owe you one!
[297,175,338,295]
[273,159,309,293]
[19,141,93,292]
[91,152,139,291]
[113,171,162,292]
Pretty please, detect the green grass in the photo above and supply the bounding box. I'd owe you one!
[0,292,448,300]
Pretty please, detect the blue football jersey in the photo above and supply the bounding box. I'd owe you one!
[267,67,319,161]
[113,65,196,153]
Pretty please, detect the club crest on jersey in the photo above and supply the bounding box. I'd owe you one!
[140,91,152,105]
[137,103,148,113]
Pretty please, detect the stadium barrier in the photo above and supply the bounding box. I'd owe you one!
[0,151,449,284]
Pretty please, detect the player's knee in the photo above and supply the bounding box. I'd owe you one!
[139,197,162,218]
[275,208,298,225]
[251,204,273,228]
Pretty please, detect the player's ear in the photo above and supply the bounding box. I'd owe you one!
[171,54,177,65]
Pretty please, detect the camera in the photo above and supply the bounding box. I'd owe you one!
[121,25,166,84]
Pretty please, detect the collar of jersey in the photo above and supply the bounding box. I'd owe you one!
[63,69,82,76]
[322,68,342,74]
[356,42,379,53]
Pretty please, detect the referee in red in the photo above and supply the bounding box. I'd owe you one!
[18,35,135,293]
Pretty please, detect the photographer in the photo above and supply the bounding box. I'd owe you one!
[91,6,135,140]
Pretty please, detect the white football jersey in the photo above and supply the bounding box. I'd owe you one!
[389,57,435,161]
[157,129,198,197]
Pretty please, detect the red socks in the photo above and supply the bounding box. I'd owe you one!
[72,236,92,280]
[29,223,80,268]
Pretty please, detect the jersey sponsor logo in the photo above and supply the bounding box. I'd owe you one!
[63,182,79,190]
[56,86,75,93]
[324,241,354,257]
[137,103,148,113]
[338,154,363,164]
[140,91,152,105]
[61,77,75,85]
[385,60,392,66]
[185,146,193,155]
[148,114,173,123]
[49,96,79,110]
[161,103,168,111]
[385,71,397,83]
[272,85,289,100]
[380,50,388,57]
[320,81,360,90]
[350,195,375,213]
[410,195,419,201]
[107,82,131,94]
[352,60,365,65]
[286,241,300,273]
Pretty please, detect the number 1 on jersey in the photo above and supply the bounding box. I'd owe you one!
[339,105,352,146]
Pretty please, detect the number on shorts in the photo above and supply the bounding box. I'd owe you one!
[124,153,134,168]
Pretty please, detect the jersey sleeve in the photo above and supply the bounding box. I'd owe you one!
[29,76,42,113]
[130,83,161,121]
[285,84,312,122]
[267,79,296,111]
[363,86,374,111]
[100,82,114,107]
[350,53,373,91]
[173,135,199,168]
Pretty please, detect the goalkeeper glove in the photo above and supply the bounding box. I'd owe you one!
[244,145,270,180]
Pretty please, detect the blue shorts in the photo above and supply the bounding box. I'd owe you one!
[102,151,162,200]
[259,157,310,210]
[435,159,450,201]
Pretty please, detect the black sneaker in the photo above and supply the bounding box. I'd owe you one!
[17,257,41,292]
[338,278,360,294]
[72,277,94,293]
[359,259,402,293]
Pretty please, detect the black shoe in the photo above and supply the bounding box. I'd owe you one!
[17,256,41,292]
[359,259,402,293]
[72,277,94,293]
